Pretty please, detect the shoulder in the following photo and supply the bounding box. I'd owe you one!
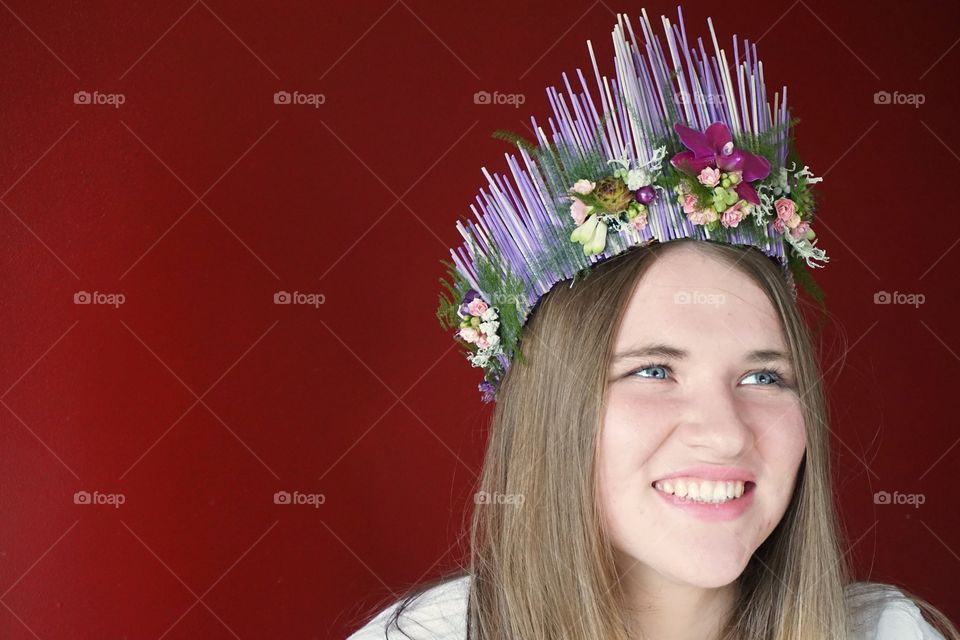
[845,581,946,640]
[347,574,471,640]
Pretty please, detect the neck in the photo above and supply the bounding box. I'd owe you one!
[619,560,737,640]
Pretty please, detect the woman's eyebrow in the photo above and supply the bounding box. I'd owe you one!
[612,342,792,364]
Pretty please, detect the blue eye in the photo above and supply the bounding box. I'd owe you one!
[742,370,785,386]
[629,362,789,387]
[633,364,670,380]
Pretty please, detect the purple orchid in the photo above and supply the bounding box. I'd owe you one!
[670,122,771,205]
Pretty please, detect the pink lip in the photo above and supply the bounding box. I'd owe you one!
[654,482,756,522]
[653,465,756,484]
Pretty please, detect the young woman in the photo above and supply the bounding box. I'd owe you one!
[348,240,956,639]
[349,7,957,640]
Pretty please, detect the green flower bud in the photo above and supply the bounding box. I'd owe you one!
[593,176,634,213]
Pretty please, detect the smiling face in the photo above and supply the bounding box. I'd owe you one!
[597,243,807,590]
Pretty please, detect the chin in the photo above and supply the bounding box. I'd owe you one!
[653,548,752,589]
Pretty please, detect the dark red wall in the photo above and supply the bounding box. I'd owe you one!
[1,2,957,638]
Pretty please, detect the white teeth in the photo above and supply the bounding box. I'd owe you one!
[654,478,748,504]
[712,482,726,501]
[675,479,688,498]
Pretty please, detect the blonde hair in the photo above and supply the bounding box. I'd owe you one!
[377,238,957,639]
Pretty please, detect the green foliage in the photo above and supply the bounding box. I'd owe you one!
[785,142,817,219]
[490,128,538,154]
[736,117,799,159]
[436,259,466,331]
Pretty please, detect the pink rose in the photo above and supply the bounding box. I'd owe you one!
[721,211,741,227]
[682,194,698,214]
[721,200,753,228]
[721,208,743,228]
[774,198,796,222]
[630,213,649,231]
[467,299,488,317]
[791,221,811,239]
[459,327,479,343]
[772,218,787,233]
[687,210,708,225]
[570,198,590,225]
[697,166,721,187]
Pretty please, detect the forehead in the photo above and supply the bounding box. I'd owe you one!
[615,245,785,351]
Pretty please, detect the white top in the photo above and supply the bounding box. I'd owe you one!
[348,575,946,639]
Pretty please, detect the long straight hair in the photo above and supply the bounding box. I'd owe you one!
[376,239,958,639]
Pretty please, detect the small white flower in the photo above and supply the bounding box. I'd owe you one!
[486,334,500,347]
[774,167,790,194]
[480,307,498,322]
[479,321,499,336]
[626,168,653,190]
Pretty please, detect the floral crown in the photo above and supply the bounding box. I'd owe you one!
[437,8,829,403]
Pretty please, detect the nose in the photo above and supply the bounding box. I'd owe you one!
[678,380,754,458]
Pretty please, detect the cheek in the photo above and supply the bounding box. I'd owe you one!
[749,402,807,534]
[596,389,674,523]
[752,401,806,483]
[598,390,668,471]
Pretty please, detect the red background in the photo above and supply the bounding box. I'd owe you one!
[1,1,958,638]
